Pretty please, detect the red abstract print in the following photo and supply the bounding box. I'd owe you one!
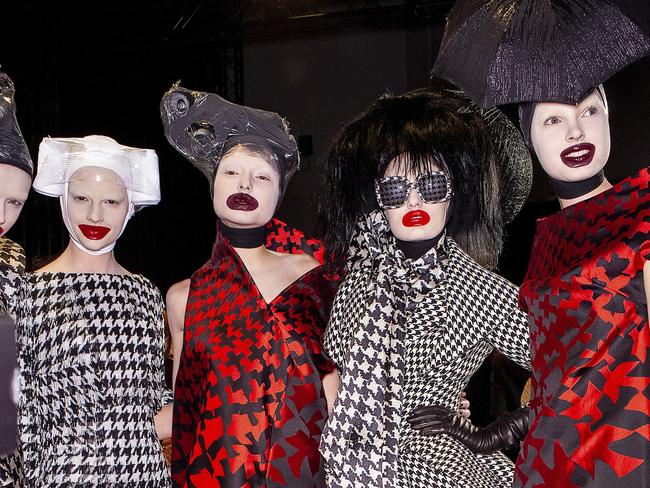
[516,168,650,487]
[172,219,337,487]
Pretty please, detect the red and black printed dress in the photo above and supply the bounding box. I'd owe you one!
[516,168,650,487]
[172,219,337,488]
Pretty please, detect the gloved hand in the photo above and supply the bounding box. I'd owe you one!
[406,404,530,454]
[458,391,471,418]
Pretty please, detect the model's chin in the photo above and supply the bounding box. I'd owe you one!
[76,233,116,250]
[394,224,441,242]
[217,211,272,229]
[552,161,606,182]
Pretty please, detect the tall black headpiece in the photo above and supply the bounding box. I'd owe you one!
[432,0,650,108]
[160,83,299,195]
[0,71,33,178]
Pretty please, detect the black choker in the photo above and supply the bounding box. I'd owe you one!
[396,232,444,260]
[219,221,266,248]
[548,170,605,200]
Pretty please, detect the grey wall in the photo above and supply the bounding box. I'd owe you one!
[244,25,444,234]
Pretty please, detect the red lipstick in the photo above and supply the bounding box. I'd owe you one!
[0,227,4,236]
[402,210,431,227]
[226,193,259,211]
[560,143,595,168]
[78,224,111,240]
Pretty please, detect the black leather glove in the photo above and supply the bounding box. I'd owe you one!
[406,404,530,454]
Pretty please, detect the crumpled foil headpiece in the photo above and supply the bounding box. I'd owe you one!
[160,83,299,195]
[0,71,34,177]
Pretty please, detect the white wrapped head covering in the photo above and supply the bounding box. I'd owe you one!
[34,135,161,255]
[34,135,160,205]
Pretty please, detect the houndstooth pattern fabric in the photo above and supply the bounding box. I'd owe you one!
[16,272,172,487]
[0,237,25,319]
[0,237,24,486]
[320,210,530,487]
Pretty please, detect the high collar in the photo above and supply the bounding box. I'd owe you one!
[211,217,326,265]
[548,169,605,200]
[351,210,447,273]
[218,221,266,249]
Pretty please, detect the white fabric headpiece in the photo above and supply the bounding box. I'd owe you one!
[34,135,160,206]
[33,135,160,255]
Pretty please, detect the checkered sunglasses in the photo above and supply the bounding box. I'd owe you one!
[375,170,452,209]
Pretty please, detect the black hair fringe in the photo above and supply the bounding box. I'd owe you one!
[316,88,506,273]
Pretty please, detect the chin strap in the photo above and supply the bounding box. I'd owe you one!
[60,183,134,256]
[547,169,605,200]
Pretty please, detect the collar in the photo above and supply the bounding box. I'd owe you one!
[211,217,326,265]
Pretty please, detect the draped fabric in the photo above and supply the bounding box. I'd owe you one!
[172,219,337,487]
[517,167,650,487]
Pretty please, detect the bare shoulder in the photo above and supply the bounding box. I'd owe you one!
[166,279,191,330]
[279,252,320,275]
[168,278,190,294]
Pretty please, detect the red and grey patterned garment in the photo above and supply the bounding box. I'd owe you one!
[172,219,337,488]
[516,168,650,487]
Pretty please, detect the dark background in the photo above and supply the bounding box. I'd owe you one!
[3,1,650,428]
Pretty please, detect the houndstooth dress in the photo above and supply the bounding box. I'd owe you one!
[0,237,25,486]
[320,210,531,488]
[16,272,172,487]
[0,237,25,319]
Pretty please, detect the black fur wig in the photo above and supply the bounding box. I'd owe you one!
[317,88,528,272]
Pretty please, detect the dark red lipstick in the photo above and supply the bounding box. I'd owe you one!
[560,143,595,168]
[78,224,110,240]
[226,193,259,211]
[402,210,431,227]
[0,227,4,236]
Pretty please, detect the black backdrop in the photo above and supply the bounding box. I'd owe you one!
[3,1,650,431]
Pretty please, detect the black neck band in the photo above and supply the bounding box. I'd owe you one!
[219,221,266,248]
[548,170,605,200]
[396,232,443,260]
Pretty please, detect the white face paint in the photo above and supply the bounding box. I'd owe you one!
[0,164,31,237]
[63,166,132,254]
[531,90,611,182]
[212,148,280,228]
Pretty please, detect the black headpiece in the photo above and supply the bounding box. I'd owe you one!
[0,71,33,178]
[160,83,299,196]
[318,88,532,271]
[432,0,650,108]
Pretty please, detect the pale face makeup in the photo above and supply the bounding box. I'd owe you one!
[66,166,129,252]
[381,157,449,242]
[530,90,611,182]
[0,164,31,237]
[212,148,281,228]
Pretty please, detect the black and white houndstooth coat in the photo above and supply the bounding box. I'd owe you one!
[0,237,25,486]
[0,237,25,320]
[319,211,531,488]
[16,272,172,487]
